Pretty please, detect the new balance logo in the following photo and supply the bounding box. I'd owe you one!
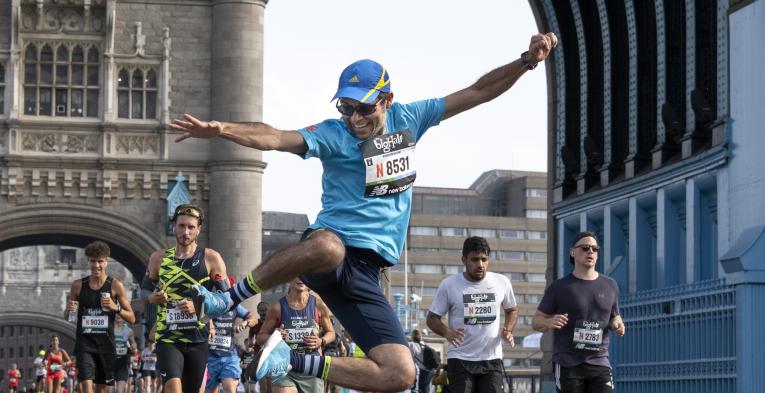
[369,185,389,196]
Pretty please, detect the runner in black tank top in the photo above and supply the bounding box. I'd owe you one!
[143,204,231,393]
[66,241,135,393]
[75,276,116,351]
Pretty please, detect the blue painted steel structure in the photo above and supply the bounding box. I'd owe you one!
[531,0,765,391]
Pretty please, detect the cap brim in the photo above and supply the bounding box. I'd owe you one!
[331,86,381,104]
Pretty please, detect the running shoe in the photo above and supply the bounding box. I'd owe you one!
[191,284,233,320]
[255,330,291,382]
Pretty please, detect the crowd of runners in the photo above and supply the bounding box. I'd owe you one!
[5,33,627,393]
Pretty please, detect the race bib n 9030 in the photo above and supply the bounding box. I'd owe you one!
[82,309,108,334]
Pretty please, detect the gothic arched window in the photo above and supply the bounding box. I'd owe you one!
[23,42,101,117]
[117,66,158,119]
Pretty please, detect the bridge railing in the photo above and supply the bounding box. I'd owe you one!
[611,278,736,393]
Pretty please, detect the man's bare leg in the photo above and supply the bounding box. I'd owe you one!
[162,378,181,393]
[80,380,103,393]
[255,230,344,288]
[221,379,238,393]
[226,230,344,304]
[323,344,414,392]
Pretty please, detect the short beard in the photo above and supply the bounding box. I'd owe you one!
[175,234,195,247]
[465,270,484,282]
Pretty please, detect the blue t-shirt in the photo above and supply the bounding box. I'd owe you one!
[298,98,445,263]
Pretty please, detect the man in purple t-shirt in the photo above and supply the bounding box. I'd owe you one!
[532,231,626,393]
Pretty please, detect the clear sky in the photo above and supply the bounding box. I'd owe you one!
[260,0,549,221]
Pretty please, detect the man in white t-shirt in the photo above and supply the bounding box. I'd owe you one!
[427,236,518,393]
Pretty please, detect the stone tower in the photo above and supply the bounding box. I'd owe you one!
[0,0,270,328]
[208,0,268,309]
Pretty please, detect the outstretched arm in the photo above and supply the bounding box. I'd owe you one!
[170,114,308,155]
[443,32,558,120]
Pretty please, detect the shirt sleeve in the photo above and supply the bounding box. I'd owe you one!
[395,98,446,142]
[501,275,517,310]
[611,280,621,318]
[236,304,250,319]
[537,281,558,315]
[297,119,342,160]
[429,279,450,317]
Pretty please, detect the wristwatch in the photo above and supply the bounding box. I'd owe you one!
[521,51,538,70]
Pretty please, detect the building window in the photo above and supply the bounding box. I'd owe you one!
[525,188,547,197]
[391,286,406,295]
[445,265,462,274]
[412,264,442,274]
[514,294,526,304]
[500,230,525,239]
[0,64,5,114]
[440,248,463,255]
[503,358,519,367]
[506,272,526,281]
[499,251,525,260]
[527,230,547,240]
[24,43,100,117]
[118,67,158,119]
[471,228,497,238]
[528,252,547,261]
[419,287,438,296]
[526,209,547,219]
[0,348,4,358]
[527,273,546,282]
[409,226,438,236]
[527,294,544,303]
[19,347,23,358]
[409,247,439,253]
[9,347,14,358]
[61,249,76,270]
[441,227,466,237]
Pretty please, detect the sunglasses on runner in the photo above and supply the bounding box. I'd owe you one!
[336,98,383,117]
[574,244,600,253]
[174,206,200,218]
[172,206,203,224]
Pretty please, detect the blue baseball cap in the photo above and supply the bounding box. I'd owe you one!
[332,59,391,104]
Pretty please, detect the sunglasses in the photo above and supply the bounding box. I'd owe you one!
[174,207,200,219]
[574,244,600,252]
[336,98,383,117]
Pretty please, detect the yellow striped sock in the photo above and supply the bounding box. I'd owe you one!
[320,356,332,380]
